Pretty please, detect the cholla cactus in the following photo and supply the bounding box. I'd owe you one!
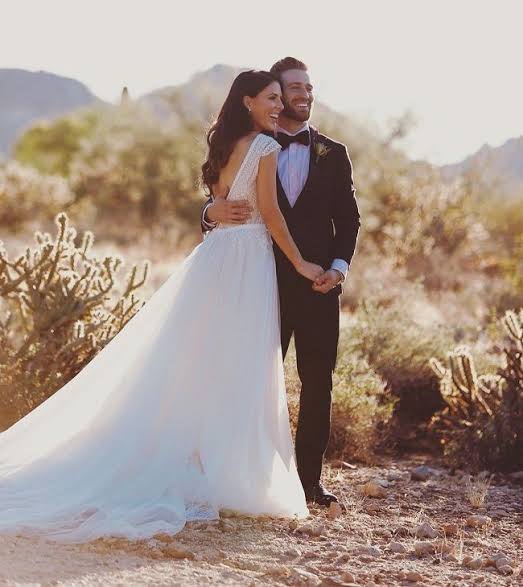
[0,212,149,427]
[430,311,522,470]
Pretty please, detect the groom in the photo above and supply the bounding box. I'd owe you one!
[201,57,360,506]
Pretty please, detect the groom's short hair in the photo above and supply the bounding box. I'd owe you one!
[270,57,308,82]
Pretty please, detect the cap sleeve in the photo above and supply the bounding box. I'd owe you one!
[260,135,281,157]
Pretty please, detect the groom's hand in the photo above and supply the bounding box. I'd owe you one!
[313,269,343,293]
[207,198,253,225]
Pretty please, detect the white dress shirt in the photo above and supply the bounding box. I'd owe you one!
[202,124,348,281]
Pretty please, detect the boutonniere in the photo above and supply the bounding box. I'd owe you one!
[314,141,331,163]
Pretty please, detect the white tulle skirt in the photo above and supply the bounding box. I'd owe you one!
[0,224,308,543]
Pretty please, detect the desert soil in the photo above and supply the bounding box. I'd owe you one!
[1,457,522,586]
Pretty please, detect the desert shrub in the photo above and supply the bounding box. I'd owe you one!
[430,309,523,471]
[0,213,149,429]
[348,283,456,424]
[284,334,395,464]
[14,109,101,177]
[0,160,74,232]
[13,104,206,244]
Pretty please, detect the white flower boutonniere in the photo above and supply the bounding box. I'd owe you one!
[314,141,331,163]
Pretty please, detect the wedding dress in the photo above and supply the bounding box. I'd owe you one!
[0,133,308,543]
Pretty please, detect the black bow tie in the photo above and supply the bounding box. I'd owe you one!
[276,130,310,150]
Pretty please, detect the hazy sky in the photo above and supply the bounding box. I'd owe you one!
[2,0,521,164]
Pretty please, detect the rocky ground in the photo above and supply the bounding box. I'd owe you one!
[1,457,522,586]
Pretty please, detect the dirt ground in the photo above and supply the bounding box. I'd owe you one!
[1,457,521,586]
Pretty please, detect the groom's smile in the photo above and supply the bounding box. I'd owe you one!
[279,68,314,123]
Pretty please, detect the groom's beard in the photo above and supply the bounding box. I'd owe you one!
[281,98,312,123]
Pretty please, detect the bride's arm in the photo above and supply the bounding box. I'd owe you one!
[257,151,324,282]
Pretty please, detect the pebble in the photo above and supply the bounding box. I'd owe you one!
[442,523,459,536]
[414,541,435,556]
[360,480,387,498]
[327,502,343,520]
[340,571,356,583]
[415,521,438,539]
[406,570,424,582]
[495,556,511,570]
[355,545,382,558]
[161,545,195,560]
[497,565,514,575]
[389,541,408,554]
[296,523,324,537]
[462,555,483,569]
[289,568,321,586]
[411,465,435,481]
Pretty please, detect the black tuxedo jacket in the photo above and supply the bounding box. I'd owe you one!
[201,126,360,297]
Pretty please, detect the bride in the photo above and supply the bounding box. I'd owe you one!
[0,70,325,542]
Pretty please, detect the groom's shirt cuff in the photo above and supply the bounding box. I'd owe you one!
[330,258,348,282]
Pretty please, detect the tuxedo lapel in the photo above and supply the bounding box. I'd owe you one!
[276,171,291,214]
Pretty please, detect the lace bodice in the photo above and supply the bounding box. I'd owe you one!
[216,133,281,228]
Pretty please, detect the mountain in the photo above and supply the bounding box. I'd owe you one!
[440,136,523,196]
[137,64,376,152]
[0,69,101,156]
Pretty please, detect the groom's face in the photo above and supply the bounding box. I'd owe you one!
[279,69,314,123]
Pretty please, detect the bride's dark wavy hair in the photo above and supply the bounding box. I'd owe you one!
[201,70,279,195]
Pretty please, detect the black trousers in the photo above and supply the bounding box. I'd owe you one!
[278,281,340,489]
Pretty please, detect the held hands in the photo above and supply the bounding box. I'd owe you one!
[207,196,253,225]
[295,260,325,282]
[312,269,343,293]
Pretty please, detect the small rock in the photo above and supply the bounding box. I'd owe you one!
[355,545,382,558]
[389,541,408,554]
[328,501,343,520]
[285,547,302,558]
[415,521,438,539]
[161,544,195,559]
[466,514,491,528]
[296,523,324,537]
[497,565,514,575]
[463,556,483,570]
[411,465,435,481]
[364,503,381,515]
[488,509,508,518]
[414,541,435,556]
[290,568,321,585]
[410,490,423,498]
[395,525,410,536]
[340,571,355,583]
[442,522,459,536]
[406,570,424,582]
[360,479,387,498]
[320,578,346,587]
[444,553,458,562]
[495,556,511,570]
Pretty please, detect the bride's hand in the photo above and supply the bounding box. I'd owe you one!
[295,259,325,282]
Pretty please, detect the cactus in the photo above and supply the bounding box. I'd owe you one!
[0,213,149,427]
[430,311,523,471]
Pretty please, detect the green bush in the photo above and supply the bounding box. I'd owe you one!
[0,160,74,232]
[284,334,395,464]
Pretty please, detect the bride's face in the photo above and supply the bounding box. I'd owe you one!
[244,81,284,133]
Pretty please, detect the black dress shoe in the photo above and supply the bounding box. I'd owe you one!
[304,482,338,506]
